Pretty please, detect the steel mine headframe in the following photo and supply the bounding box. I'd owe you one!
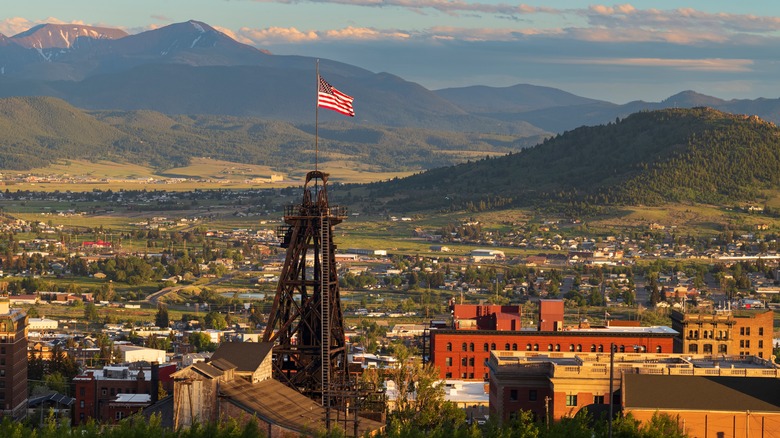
[263,170,347,404]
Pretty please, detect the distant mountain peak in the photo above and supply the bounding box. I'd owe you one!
[662,90,725,107]
[10,23,128,49]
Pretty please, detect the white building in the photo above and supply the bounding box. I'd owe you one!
[470,249,505,262]
[28,318,58,330]
[115,345,167,364]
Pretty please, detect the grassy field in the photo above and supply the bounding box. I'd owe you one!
[13,158,417,191]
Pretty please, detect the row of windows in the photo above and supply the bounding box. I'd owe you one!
[445,342,661,353]
[688,344,728,354]
[739,327,764,336]
[688,330,728,340]
[444,372,488,379]
[100,387,138,396]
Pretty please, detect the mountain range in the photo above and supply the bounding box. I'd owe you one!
[1,20,779,137]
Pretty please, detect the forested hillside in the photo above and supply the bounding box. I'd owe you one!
[365,108,780,211]
[0,97,544,171]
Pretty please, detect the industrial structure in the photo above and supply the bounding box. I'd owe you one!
[261,170,383,433]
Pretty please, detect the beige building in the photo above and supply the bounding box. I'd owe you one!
[488,350,780,425]
[671,309,774,359]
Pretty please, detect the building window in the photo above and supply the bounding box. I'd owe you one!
[483,343,489,352]
[759,327,764,336]
[445,357,452,366]
[590,345,596,352]
[461,372,467,379]
[529,390,537,401]
[569,344,575,352]
[505,343,510,350]
[116,412,124,420]
[102,388,107,396]
[461,357,468,367]
[533,344,539,351]
[445,372,452,378]
[688,344,698,353]
[740,340,745,348]
[469,343,475,352]
[80,387,85,396]
[740,327,745,336]
[746,340,750,348]
[759,340,764,348]
[746,328,751,336]
[555,344,561,352]
[469,357,475,367]
[619,345,625,353]
[703,344,712,354]
[462,343,468,352]
[656,345,662,353]
[469,373,474,379]
[566,395,577,406]
[80,401,84,408]
[484,373,489,380]
[512,343,517,351]
[577,344,582,352]
[718,345,728,354]
[446,343,452,352]
[526,344,532,351]
[510,390,518,401]
[598,345,604,352]
[594,395,605,404]
[491,343,496,350]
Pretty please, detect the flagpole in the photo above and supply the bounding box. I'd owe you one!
[315,59,319,173]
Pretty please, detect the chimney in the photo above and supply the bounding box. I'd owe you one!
[151,362,160,403]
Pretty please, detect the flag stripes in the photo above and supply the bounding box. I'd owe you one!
[317,76,355,117]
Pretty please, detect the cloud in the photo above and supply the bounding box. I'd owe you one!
[252,0,561,17]
[550,57,754,73]
[584,4,780,34]
[236,25,411,44]
[0,17,88,36]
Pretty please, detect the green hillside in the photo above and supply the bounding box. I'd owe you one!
[365,108,780,211]
[0,96,544,171]
[0,96,126,168]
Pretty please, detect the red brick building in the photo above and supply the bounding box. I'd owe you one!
[429,326,676,380]
[428,300,676,380]
[73,363,175,425]
[0,297,28,420]
[452,303,523,331]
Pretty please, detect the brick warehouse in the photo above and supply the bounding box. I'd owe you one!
[426,300,676,381]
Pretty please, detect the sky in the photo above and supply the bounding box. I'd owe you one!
[3,1,780,103]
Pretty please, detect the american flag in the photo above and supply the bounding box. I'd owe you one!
[317,76,355,117]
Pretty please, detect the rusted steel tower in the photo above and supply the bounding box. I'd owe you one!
[263,170,347,408]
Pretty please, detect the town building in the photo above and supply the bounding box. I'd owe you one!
[171,341,385,435]
[0,296,28,420]
[72,363,175,425]
[487,350,780,426]
[28,318,58,331]
[670,308,774,359]
[427,300,676,380]
[115,345,167,364]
